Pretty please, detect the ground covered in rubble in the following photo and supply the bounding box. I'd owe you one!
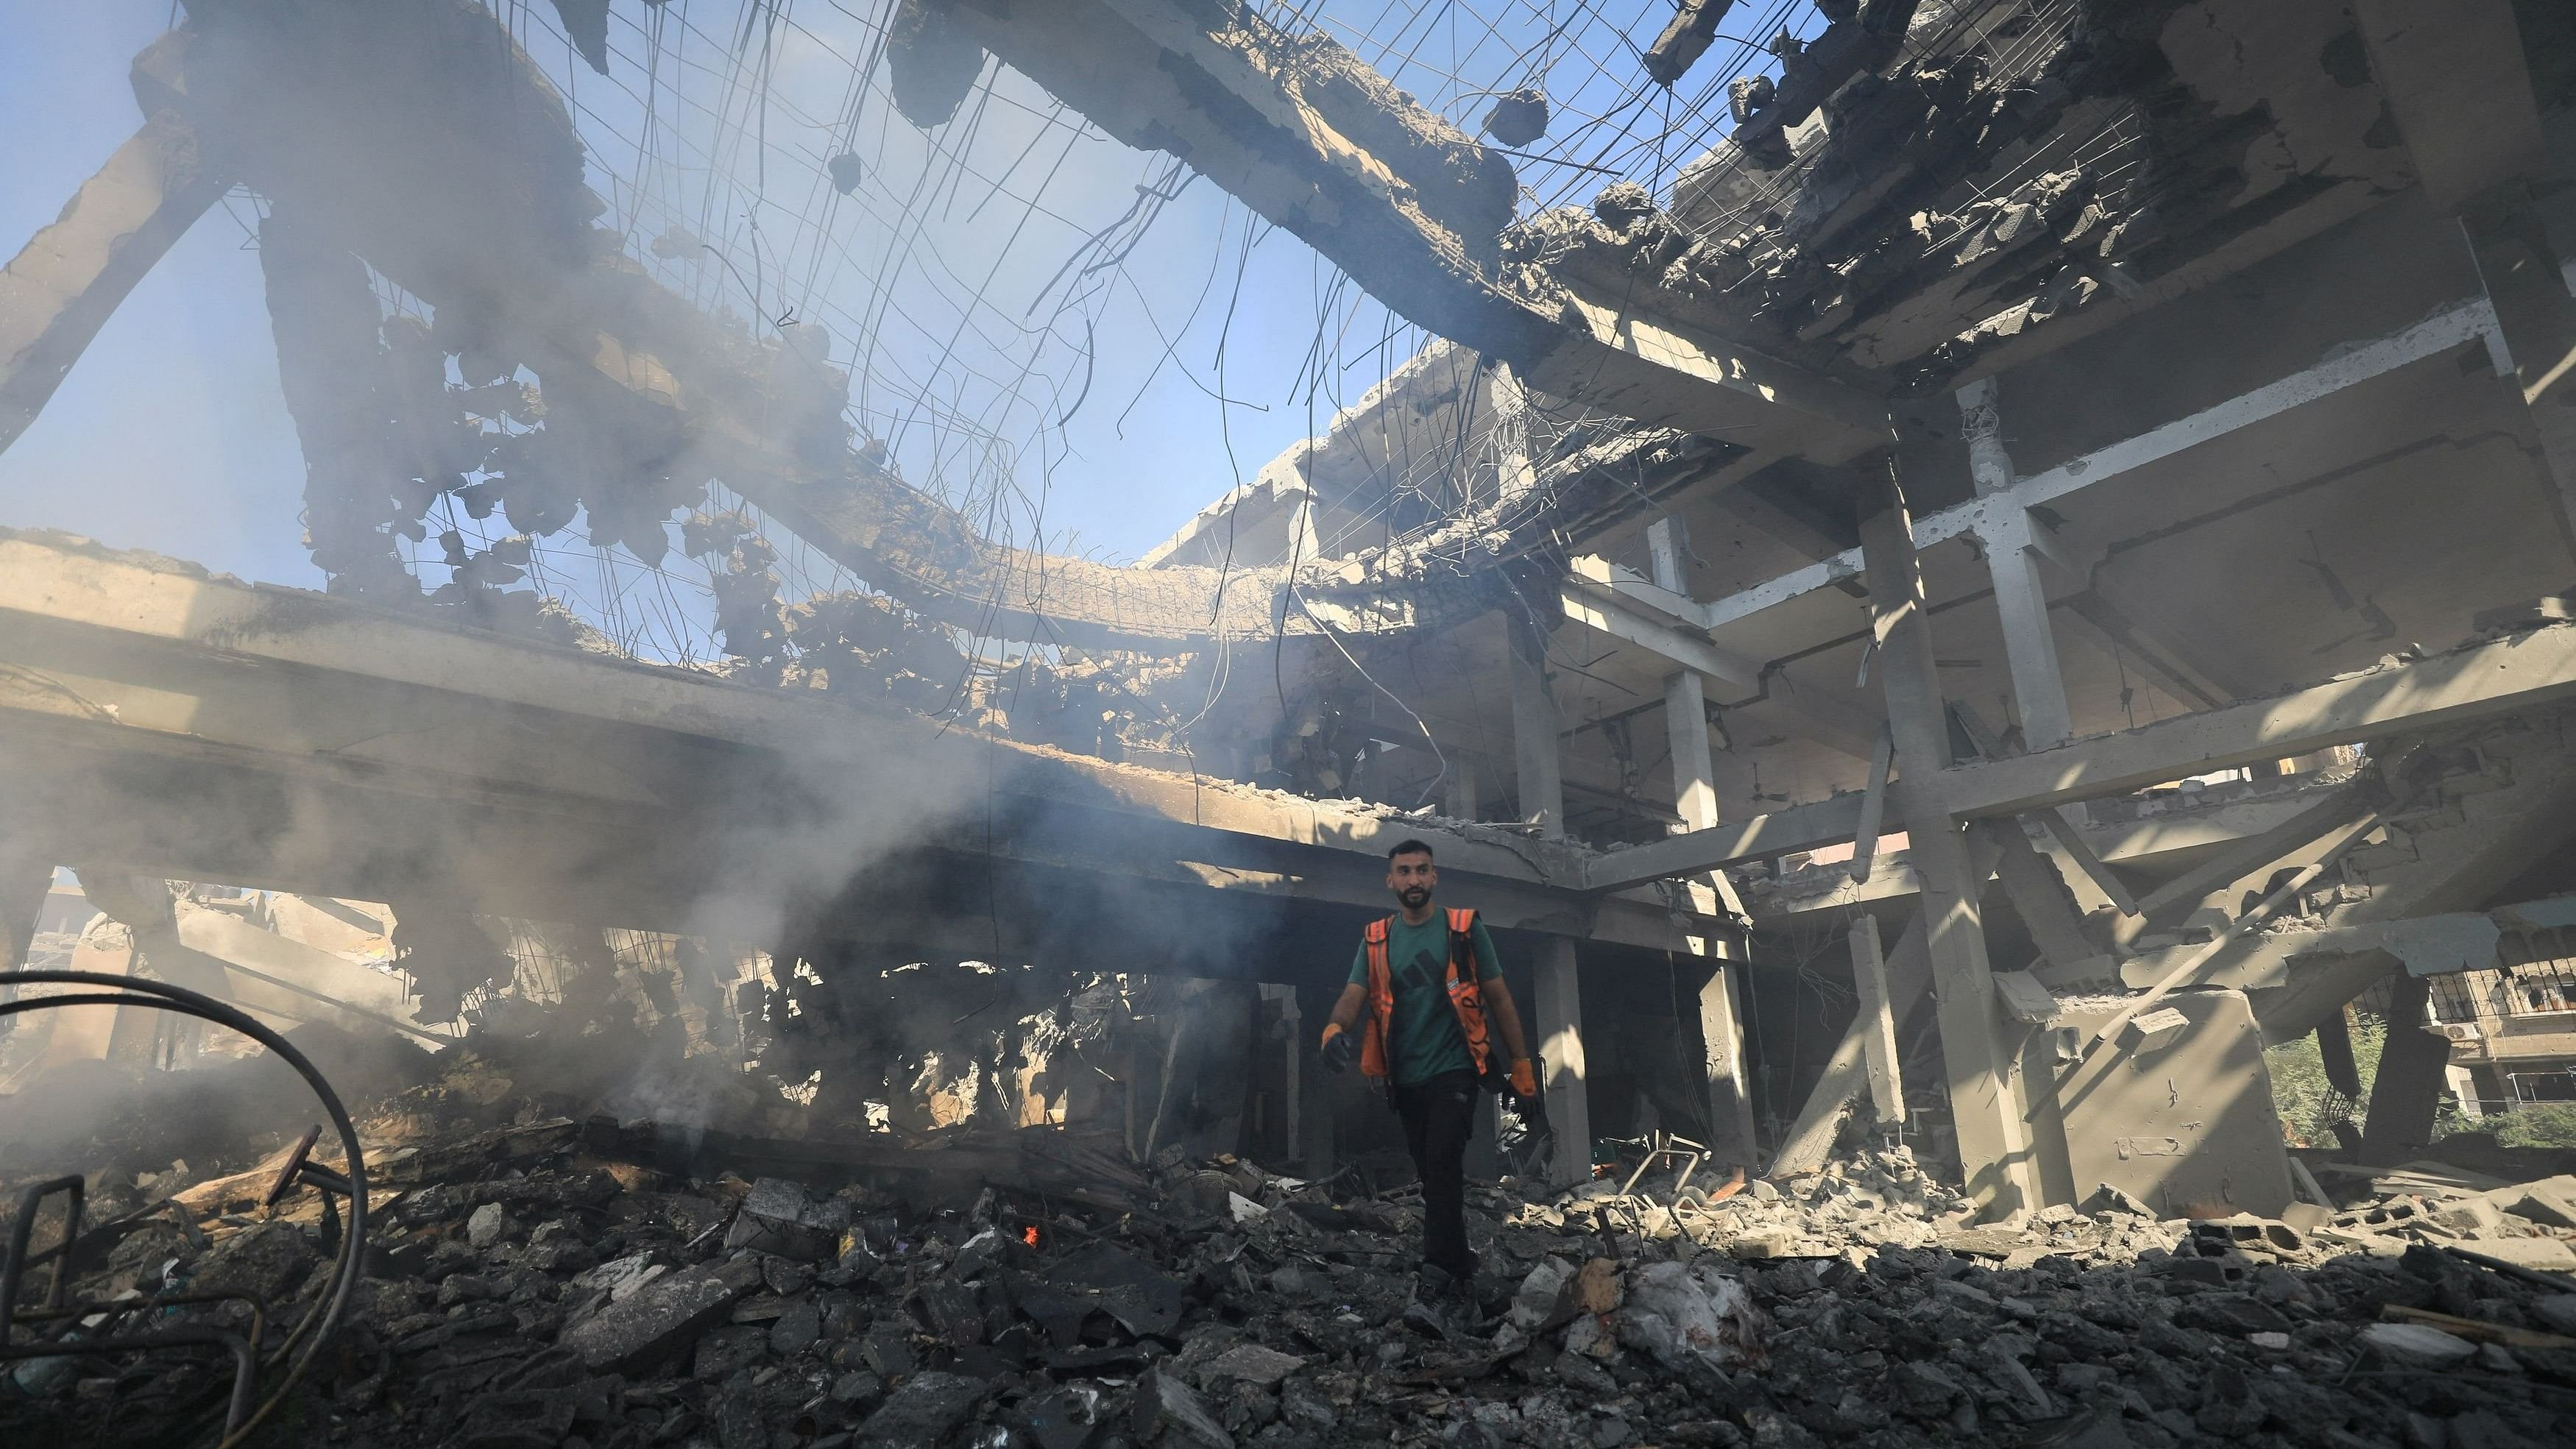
[7,1103,2576,1449]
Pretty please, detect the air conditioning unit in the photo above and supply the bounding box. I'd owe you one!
[2440,1023,2483,1043]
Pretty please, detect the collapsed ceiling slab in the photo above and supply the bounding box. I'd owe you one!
[0,528,1713,960]
[911,0,1893,462]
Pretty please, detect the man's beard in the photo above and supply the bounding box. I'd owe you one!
[1398,886,1432,908]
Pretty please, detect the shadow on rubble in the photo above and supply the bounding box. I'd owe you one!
[6,1110,2576,1449]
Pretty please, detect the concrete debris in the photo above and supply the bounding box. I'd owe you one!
[13,1066,2576,1449]
[1479,88,1548,146]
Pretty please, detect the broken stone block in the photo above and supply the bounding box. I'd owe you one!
[725,1177,850,1261]
[917,1278,985,1345]
[1571,1257,1621,1314]
[1278,1378,1338,1434]
[2358,1322,2479,1367]
[191,1221,318,1304]
[571,1253,665,1304]
[854,1370,988,1449]
[691,1323,769,1381]
[1202,1344,1304,1387]
[2534,1296,2576,1335]
[1018,1383,1108,1449]
[1510,1258,1580,1332]
[2500,1175,2576,1228]
[1269,1263,1326,1302]
[467,1201,508,1249]
[2459,1236,2576,1271]
[1133,1366,1234,1449]
[560,1253,765,1372]
[767,1300,821,1356]
[2173,1292,2291,1337]
[2123,1007,2191,1053]
[1725,1227,1796,1260]
[458,1385,577,1449]
[949,1226,1009,1281]
[2432,1196,2506,1235]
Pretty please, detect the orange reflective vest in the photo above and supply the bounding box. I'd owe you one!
[1358,907,1493,1080]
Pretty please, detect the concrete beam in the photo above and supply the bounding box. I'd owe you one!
[2059,592,2244,711]
[1,105,230,454]
[935,0,1880,464]
[1926,624,2576,821]
[1583,792,1866,891]
[1699,300,2502,633]
[2351,0,2550,214]
[1559,561,1882,761]
[0,530,1714,954]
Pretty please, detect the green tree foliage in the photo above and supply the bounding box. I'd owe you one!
[2265,1017,2383,1145]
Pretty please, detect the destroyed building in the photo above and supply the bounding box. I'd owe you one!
[6,0,2576,1445]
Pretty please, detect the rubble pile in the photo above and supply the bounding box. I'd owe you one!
[8,1101,2576,1449]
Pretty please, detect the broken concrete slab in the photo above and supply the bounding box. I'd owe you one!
[559,1253,765,1372]
[855,1370,990,1449]
[1131,1366,1233,1449]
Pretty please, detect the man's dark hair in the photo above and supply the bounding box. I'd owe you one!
[1387,838,1435,862]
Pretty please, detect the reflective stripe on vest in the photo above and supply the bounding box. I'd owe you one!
[1358,907,1493,1080]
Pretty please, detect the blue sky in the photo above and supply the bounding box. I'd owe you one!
[0,2,1806,632]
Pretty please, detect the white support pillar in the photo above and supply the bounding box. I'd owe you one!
[1648,517,1760,1166]
[1532,934,1593,1188]
[1443,754,1482,823]
[1958,379,2075,755]
[1849,913,1904,1129]
[1858,473,2040,1217]
[1259,982,1301,1161]
[1507,614,1564,837]
[1284,484,1323,567]
[1509,608,1589,1185]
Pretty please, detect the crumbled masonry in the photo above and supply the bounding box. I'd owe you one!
[6,1044,2574,1449]
[11,3,2576,1448]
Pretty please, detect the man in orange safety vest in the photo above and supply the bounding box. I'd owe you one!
[1317,838,1538,1296]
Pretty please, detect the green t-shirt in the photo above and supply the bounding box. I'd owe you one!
[1348,914,1503,1086]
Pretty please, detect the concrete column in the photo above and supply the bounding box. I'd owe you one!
[1507,610,1588,1184]
[2462,190,2576,568]
[1850,913,1905,1128]
[1285,485,1323,566]
[1958,380,2075,754]
[1507,614,1563,837]
[1645,516,1760,1166]
[1858,472,2039,1216]
[1,843,49,974]
[2363,971,2454,1166]
[1531,935,1593,1188]
[1443,754,1482,822]
[1663,670,1722,828]
[1259,982,1301,1162]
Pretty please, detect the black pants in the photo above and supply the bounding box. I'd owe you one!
[1391,1069,1479,1280]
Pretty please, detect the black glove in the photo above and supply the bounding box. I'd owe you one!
[1320,1024,1356,1074]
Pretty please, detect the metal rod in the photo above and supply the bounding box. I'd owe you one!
[1,1175,82,1337]
[0,971,369,1449]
